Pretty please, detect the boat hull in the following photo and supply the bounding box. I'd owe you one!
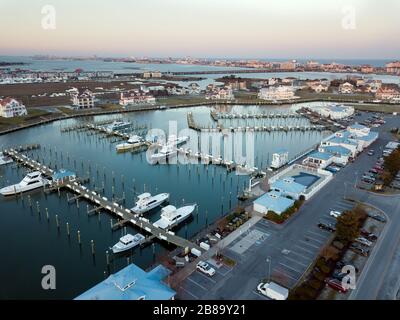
[131,193,170,214]
[0,181,47,196]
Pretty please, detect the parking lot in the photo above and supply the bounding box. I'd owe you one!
[177,111,399,300]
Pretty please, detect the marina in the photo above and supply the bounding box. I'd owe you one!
[0,104,330,299]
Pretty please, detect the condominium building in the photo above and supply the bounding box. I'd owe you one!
[0,97,28,118]
[119,90,156,106]
[258,86,296,101]
[71,89,95,109]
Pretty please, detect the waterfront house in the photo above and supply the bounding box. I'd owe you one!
[119,90,156,106]
[318,145,352,165]
[143,71,162,79]
[386,61,400,75]
[375,85,400,102]
[258,86,297,101]
[339,82,355,94]
[316,103,354,120]
[253,191,295,215]
[75,264,176,300]
[0,97,28,118]
[71,89,94,109]
[205,85,234,100]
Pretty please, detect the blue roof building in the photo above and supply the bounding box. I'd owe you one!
[253,191,295,215]
[75,264,176,300]
[271,177,307,200]
[320,145,352,157]
[308,151,333,161]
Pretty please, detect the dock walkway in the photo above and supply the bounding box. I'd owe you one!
[3,147,202,253]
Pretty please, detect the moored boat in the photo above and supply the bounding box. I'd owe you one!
[153,204,196,230]
[111,233,146,253]
[0,171,49,196]
[131,192,170,214]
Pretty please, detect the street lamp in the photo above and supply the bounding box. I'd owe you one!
[266,257,271,283]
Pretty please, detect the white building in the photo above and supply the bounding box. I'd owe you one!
[315,103,355,120]
[205,85,234,100]
[119,90,156,106]
[339,82,355,94]
[0,97,28,118]
[271,150,289,169]
[258,86,296,101]
[71,89,94,109]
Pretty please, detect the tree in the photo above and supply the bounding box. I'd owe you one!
[336,210,360,243]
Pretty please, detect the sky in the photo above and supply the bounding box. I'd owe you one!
[0,0,399,59]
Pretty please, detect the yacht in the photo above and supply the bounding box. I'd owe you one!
[0,152,13,165]
[105,120,131,133]
[131,192,170,214]
[167,135,189,147]
[151,144,177,162]
[153,204,196,230]
[115,135,143,152]
[111,233,146,253]
[0,171,48,196]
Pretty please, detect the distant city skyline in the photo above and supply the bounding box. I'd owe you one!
[1,0,400,59]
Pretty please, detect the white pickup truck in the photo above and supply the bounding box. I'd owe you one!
[257,282,289,300]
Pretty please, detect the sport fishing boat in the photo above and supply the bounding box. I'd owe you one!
[151,144,176,162]
[131,192,170,214]
[0,152,13,165]
[167,135,189,147]
[105,120,131,133]
[153,204,196,230]
[111,233,146,253]
[115,135,143,152]
[0,171,48,196]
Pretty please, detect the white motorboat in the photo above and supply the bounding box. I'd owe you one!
[0,152,13,165]
[106,120,131,133]
[115,135,143,151]
[153,204,196,230]
[0,171,48,196]
[151,144,177,162]
[111,233,146,253]
[167,135,189,147]
[131,192,170,214]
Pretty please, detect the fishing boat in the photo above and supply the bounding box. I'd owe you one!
[0,171,49,196]
[115,135,143,152]
[105,120,131,133]
[0,152,13,165]
[153,204,196,230]
[111,233,146,253]
[167,135,189,147]
[151,144,176,162]
[131,192,170,214]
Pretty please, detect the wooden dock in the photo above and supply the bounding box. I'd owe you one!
[3,147,203,253]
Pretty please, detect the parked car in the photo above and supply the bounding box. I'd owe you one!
[360,229,378,241]
[371,215,386,223]
[257,282,289,300]
[325,278,348,293]
[367,150,375,156]
[369,169,379,175]
[318,222,336,233]
[329,210,342,218]
[332,270,348,281]
[355,237,373,247]
[196,261,216,277]
[350,244,370,257]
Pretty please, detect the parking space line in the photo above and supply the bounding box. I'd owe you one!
[217,267,233,277]
[279,262,303,274]
[195,271,217,284]
[306,230,329,240]
[284,256,308,268]
[305,236,325,245]
[290,250,313,262]
[273,267,299,282]
[187,277,208,291]
[179,286,200,300]
[294,245,315,256]
[299,240,320,249]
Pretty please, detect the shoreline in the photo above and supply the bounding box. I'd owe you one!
[0,98,399,136]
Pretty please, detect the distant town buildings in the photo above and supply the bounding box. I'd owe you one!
[143,71,162,79]
[306,80,330,93]
[258,86,297,101]
[119,90,156,106]
[386,61,400,75]
[0,97,28,118]
[71,89,95,109]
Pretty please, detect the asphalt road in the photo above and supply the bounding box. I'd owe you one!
[177,112,400,300]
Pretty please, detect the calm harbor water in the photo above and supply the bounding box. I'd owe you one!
[0,104,329,299]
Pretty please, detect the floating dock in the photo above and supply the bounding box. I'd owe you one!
[3,146,203,253]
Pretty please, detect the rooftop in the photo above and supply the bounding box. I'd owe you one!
[271,177,307,195]
[254,191,295,214]
[308,151,334,161]
[75,264,175,300]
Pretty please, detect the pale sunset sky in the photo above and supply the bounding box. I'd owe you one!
[0,0,399,59]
